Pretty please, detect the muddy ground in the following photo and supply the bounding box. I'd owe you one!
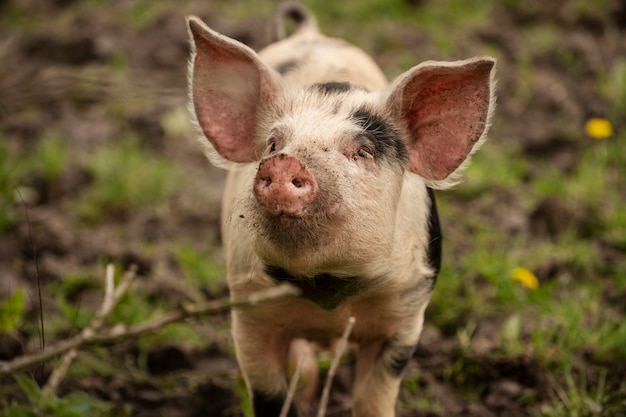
[0,0,625,416]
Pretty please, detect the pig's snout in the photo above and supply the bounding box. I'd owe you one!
[254,154,319,217]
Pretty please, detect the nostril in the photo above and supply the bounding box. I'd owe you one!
[292,179,303,188]
[260,177,272,187]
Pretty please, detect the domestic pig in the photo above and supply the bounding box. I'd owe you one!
[186,3,496,416]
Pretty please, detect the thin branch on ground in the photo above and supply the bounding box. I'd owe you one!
[42,264,136,395]
[41,348,77,395]
[0,274,300,376]
[317,316,355,417]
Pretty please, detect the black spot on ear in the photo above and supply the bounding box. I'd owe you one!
[426,187,442,288]
[276,59,300,75]
[312,81,353,94]
[350,107,408,165]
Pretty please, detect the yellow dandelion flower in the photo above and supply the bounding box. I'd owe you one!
[585,118,613,139]
[512,267,539,290]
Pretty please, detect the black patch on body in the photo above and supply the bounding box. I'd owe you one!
[253,391,296,417]
[312,81,353,94]
[381,341,416,377]
[350,108,409,165]
[275,59,300,75]
[426,187,442,288]
[264,265,363,310]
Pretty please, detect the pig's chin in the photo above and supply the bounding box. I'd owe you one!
[251,198,342,254]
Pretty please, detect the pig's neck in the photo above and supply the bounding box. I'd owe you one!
[263,265,371,310]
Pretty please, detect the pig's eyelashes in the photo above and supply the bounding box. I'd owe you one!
[357,148,374,160]
[266,138,277,154]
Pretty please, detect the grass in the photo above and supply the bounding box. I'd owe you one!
[0,140,18,233]
[426,65,625,411]
[0,133,69,232]
[538,366,623,417]
[0,288,24,333]
[174,243,225,295]
[73,136,179,223]
[216,0,493,60]
[600,57,626,117]
[400,370,442,412]
[1,374,123,417]
[30,134,68,183]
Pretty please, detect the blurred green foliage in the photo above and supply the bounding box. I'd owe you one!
[74,136,179,223]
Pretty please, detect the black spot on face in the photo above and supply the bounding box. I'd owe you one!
[264,265,365,310]
[276,59,300,75]
[426,187,442,288]
[350,107,408,166]
[312,81,353,94]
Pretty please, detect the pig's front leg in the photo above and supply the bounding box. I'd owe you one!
[352,305,429,417]
[231,310,296,417]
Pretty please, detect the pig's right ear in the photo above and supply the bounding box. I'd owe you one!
[187,17,281,164]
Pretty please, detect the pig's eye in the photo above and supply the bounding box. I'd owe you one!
[357,148,374,160]
[267,138,277,153]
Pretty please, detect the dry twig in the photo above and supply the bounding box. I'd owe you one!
[317,316,355,417]
[0,272,299,376]
[42,264,136,395]
[280,353,305,417]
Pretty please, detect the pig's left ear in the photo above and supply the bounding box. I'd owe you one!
[187,17,282,166]
[386,58,496,186]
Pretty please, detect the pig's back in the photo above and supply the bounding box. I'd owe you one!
[259,33,389,91]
